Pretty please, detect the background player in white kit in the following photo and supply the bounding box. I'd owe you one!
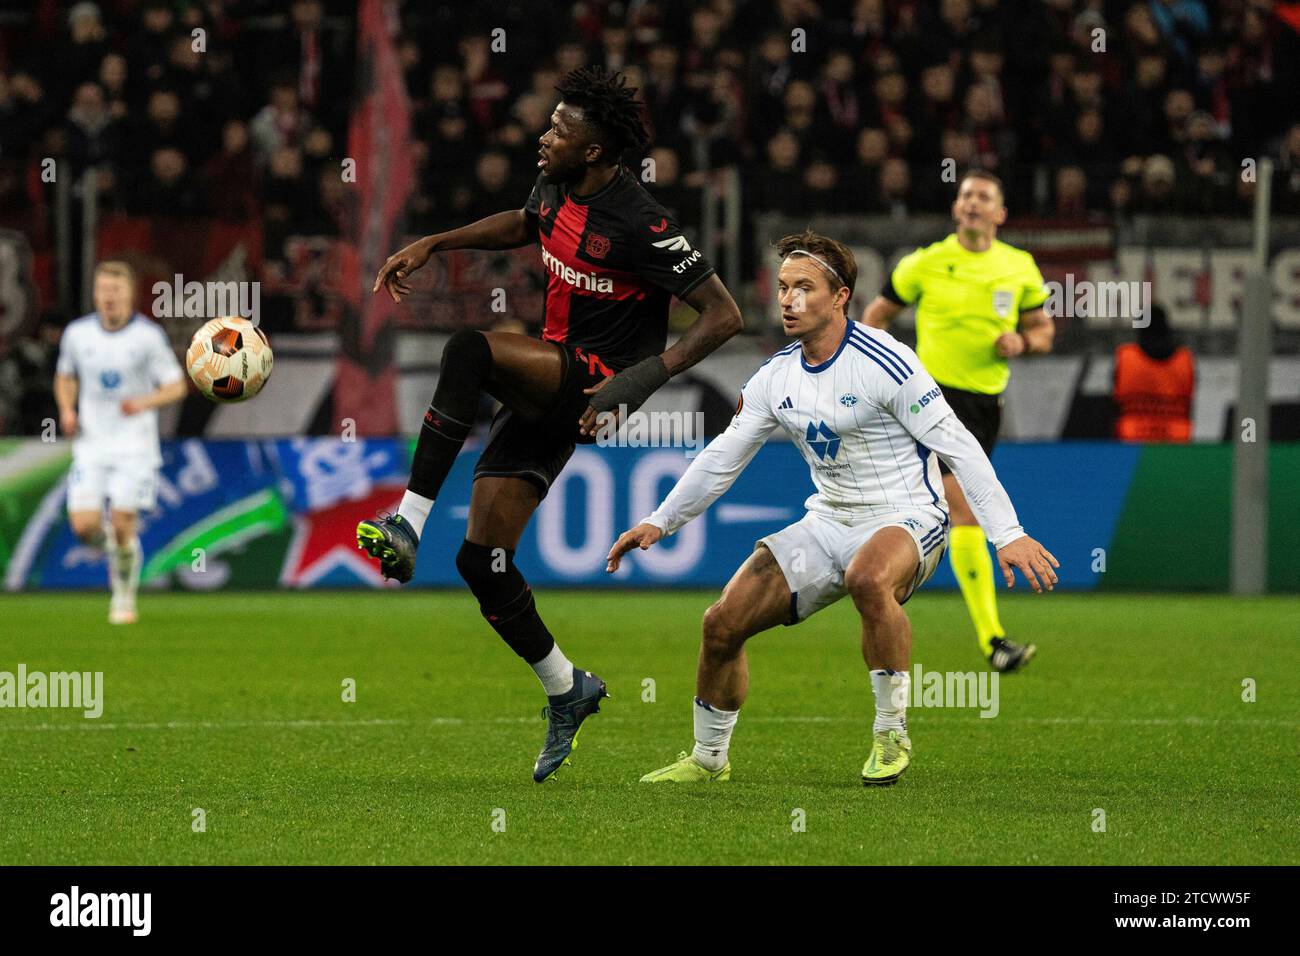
[54,262,188,624]
[607,231,1058,785]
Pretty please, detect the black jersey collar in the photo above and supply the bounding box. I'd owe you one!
[566,166,624,205]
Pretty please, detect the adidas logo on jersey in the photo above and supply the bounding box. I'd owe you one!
[778,396,794,410]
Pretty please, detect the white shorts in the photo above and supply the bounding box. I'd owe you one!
[67,459,159,513]
[758,509,949,625]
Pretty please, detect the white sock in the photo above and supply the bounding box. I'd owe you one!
[531,643,574,697]
[110,535,141,604]
[397,491,434,539]
[870,668,910,736]
[692,696,739,770]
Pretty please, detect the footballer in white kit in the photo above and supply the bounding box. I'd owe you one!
[54,262,189,624]
[608,231,1058,786]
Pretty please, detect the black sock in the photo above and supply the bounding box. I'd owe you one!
[455,540,556,664]
[408,330,491,500]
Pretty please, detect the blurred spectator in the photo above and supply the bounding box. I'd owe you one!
[64,81,118,176]
[201,120,258,221]
[257,0,352,138]
[1119,52,1169,157]
[816,50,860,160]
[0,71,48,161]
[913,61,959,163]
[97,53,131,123]
[460,35,510,135]
[643,43,690,150]
[1054,165,1088,217]
[962,84,1014,173]
[1276,124,1300,215]
[1138,154,1178,212]
[133,89,198,165]
[249,79,307,171]
[878,157,913,218]
[464,150,518,222]
[747,128,804,217]
[129,1,178,89]
[131,147,203,217]
[51,2,108,105]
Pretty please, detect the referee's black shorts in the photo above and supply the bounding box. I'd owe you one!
[936,384,1003,476]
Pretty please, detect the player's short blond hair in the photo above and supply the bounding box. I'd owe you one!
[94,260,136,288]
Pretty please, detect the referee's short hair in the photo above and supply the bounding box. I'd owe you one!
[960,168,1004,201]
[775,229,858,311]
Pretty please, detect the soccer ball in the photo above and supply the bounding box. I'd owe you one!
[186,316,274,402]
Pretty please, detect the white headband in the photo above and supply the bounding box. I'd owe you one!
[783,249,845,286]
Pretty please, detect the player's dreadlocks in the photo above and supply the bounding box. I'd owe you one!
[555,66,650,164]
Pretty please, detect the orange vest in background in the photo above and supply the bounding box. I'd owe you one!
[1113,343,1194,443]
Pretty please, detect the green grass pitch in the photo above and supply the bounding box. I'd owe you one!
[2,591,1296,865]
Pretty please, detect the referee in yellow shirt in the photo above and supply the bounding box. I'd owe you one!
[862,170,1054,672]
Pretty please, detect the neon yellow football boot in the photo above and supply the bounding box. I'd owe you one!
[640,751,731,783]
[861,729,912,786]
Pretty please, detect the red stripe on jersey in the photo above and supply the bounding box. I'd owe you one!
[541,201,587,343]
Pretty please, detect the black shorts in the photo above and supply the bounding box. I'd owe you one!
[473,340,613,498]
[937,384,1003,475]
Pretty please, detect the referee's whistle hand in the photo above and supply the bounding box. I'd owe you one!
[606,524,663,572]
[995,332,1026,358]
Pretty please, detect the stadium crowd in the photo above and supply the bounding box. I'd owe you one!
[2,0,1300,433]
[1,0,1299,250]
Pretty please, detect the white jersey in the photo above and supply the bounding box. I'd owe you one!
[56,313,184,467]
[644,320,1026,549]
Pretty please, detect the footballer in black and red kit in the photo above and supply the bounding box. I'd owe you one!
[476,163,718,489]
[355,66,743,783]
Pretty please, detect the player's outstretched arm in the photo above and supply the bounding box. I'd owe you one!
[605,376,778,572]
[911,411,1059,591]
[606,523,663,572]
[373,209,535,303]
[578,275,742,437]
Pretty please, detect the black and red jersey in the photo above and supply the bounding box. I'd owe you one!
[523,166,715,372]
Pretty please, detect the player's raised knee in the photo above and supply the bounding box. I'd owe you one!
[442,328,491,369]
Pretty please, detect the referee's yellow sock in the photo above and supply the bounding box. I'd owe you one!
[948,525,1004,657]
